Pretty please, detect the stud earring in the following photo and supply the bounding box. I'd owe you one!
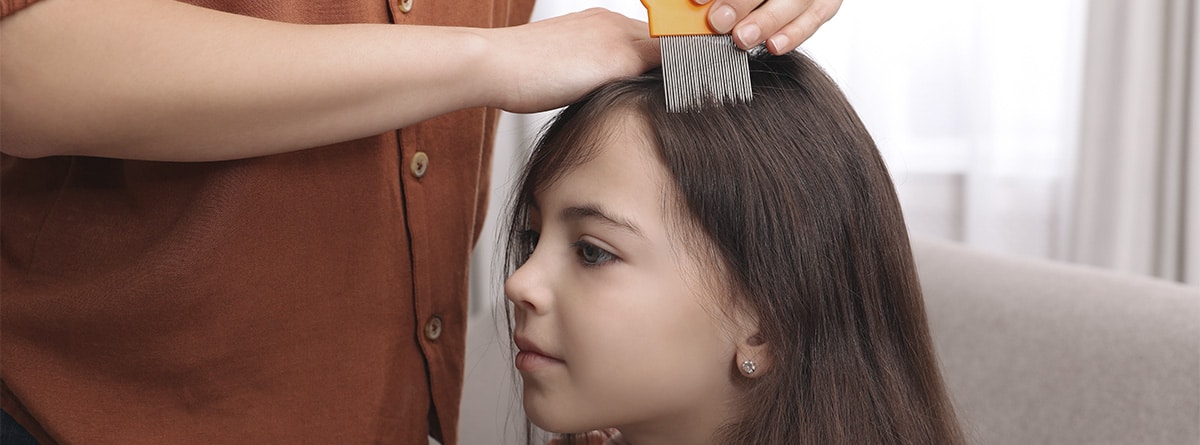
[741,360,757,375]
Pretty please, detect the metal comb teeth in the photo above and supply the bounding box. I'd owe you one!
[659,34,752,113]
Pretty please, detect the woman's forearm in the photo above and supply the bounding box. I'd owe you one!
[0,0,510,161]
[1,0,658,162]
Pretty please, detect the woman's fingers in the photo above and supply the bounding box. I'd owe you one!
[600,428,629,445]
[702,0,842,53]
[705,0,765,35]
[547,429,622,445]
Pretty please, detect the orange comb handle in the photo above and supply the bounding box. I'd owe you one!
[641,0,718,37]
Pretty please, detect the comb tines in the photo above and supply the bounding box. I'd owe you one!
[659,34,752,113]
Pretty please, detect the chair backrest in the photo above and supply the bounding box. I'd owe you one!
[912,237,1200,445]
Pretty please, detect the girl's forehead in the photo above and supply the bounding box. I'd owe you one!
[577,111,660,173]
[530,112,657,193]
[537,116,663,202]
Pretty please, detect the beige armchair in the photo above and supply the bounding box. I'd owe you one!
[914,237,1200,445]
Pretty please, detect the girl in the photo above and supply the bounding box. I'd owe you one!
[500,50,966,445]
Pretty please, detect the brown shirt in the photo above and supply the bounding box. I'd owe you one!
[0,0,533,443]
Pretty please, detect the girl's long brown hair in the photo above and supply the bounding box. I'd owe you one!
[502,50,965,445]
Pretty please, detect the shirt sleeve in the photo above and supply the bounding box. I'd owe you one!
[506,0,534,27]
[1,0,40,19]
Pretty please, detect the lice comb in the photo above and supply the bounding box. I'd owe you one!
[642,0,752,112]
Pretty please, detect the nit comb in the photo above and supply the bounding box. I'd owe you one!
[641,0,752,112]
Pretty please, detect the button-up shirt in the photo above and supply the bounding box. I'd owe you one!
[0,0,533,443]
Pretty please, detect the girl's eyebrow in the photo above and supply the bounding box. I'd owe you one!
[560,204,645,239]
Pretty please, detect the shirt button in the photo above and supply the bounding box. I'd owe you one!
[398,0,412,13]
[424,316,443,341]
[410,151,428,179]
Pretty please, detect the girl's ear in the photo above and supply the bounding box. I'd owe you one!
[736,331,770,378]
[732,310,770,378]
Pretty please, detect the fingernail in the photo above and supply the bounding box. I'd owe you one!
[768,34,790,53]
[694,0,712,4]
[710,5,736,34]
[736,24,761,47]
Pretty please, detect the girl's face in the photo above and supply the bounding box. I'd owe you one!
[505,111,744,444]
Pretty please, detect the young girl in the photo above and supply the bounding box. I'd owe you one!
[500,50,966,445]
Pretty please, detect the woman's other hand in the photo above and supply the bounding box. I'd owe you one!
[695,0,842,54]
[547,428,627,445]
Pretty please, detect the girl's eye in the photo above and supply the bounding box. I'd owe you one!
[573,241,616,266]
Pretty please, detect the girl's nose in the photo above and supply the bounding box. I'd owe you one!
[504,254,551,315]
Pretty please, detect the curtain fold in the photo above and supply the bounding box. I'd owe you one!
[1066,0,1198,284]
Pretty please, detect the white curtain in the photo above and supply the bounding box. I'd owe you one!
[1066,0,1199,284]
[802,0,1089,261]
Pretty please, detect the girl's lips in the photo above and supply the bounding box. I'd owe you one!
[515,350,566,372]
[513,335,565,372]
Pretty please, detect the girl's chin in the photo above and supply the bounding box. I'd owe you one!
[524,405,591,435]
[522,388,617,435]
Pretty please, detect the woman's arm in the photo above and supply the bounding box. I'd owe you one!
[0,0,658,161]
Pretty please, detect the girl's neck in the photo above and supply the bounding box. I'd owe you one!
[615,395,735,445]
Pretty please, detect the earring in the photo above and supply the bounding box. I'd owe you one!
[741,360,757,375]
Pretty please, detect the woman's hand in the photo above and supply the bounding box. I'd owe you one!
[484,8,660,114]
[695,0,843,54]
[548,428,627,445]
